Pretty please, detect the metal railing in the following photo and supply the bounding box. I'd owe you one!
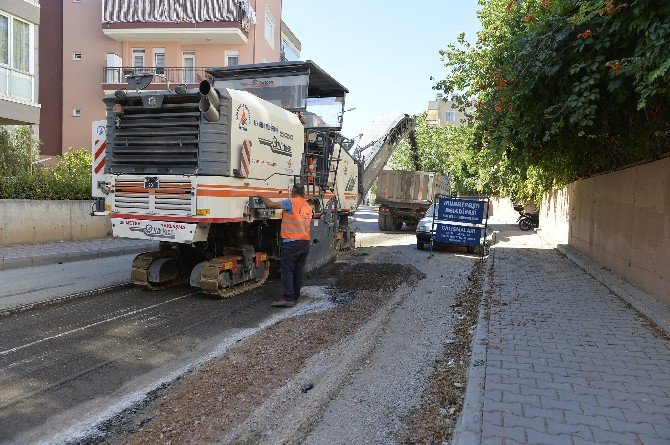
[102,67,212,85]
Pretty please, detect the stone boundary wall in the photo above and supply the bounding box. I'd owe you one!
[0,200,112,246]
[489,197,519,223]
[540,157,670,304]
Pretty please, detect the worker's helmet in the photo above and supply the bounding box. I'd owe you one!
[292,183,305,196]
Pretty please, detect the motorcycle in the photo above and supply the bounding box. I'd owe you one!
[513,205,539,231]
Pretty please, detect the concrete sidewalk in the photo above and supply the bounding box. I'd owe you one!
[457,229,670,445]
[0,238,157,271]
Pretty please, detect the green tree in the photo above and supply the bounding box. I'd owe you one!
[0,126,40,176]
[437,0,670,203]
[389,113,452,174]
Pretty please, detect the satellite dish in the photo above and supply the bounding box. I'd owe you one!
[125,73,154,91]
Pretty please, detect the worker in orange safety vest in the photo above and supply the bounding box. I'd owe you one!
[262,183,313,307]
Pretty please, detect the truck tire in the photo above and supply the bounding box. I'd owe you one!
[393,220,403,231]
[417,240,424,250]
[378,214,390,231]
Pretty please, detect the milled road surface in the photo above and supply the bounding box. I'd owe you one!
[0,206,385,444]
[0,206,467,444]
[0,280,286,444]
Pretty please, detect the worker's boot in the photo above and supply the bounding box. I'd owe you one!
[271,298,295,308]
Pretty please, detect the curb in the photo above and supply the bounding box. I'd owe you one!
[451,240,494,445]
[0,242,157,271]
[535,230,670,337]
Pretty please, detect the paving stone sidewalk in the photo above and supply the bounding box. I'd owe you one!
[480,230,670,445]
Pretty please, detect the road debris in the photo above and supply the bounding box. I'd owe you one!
[404,262,484,445]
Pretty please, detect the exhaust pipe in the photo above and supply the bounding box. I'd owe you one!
[199,80,220,122]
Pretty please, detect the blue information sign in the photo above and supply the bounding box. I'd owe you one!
[437,197,486,224]
[434,224,483,246]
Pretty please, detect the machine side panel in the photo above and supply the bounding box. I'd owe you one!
[198,89,233,176]
[334,145,359,212]
[226,89,304,183]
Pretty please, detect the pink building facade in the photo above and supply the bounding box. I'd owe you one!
[40,0,299,156]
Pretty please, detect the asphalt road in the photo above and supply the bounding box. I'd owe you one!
[0,279,289,444]
[0,206,404,444]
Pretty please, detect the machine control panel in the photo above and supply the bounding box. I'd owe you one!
[248,196,277,220]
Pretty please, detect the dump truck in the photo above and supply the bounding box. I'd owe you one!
[375,170,449,231]
[91,61,417,298]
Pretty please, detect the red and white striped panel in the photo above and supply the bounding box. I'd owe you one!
[240,140,252,177]
[93,139,106,174]
[91,120,108,199]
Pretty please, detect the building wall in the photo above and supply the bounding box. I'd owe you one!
[254,0,282,63]
[57,0,283,153]
[539,157,670,304]
[62,0,121,152]
[427,97,471,127]
[39,0,62,155]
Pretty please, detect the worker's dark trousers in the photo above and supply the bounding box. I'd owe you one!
[280,240,310,301]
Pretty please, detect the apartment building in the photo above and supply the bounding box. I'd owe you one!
[0,0,40,127]
[426,94,471,127]
[280,20,300,61]
[40,0,301,156]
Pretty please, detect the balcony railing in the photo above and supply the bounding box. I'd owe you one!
[102,0,256,32]
[0,65,35,103]
[102,67,212,86]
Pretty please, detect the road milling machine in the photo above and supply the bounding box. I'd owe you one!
[92,61,414,298]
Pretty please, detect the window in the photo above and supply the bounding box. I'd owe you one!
[154,48,165,75]
[281,38,300,62]
[0,15,8,66]
[264,7,275,49]
[72,108,81,117]
[226,50,239,67]
[12,18,29,72]
[73,52,82,60]
[182,51,195,83]
[445,111,456,123]
[0,14,34,72]
[132,48,145,69]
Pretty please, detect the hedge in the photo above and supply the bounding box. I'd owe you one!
[0,148,93,200]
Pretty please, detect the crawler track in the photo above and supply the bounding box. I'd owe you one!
[200,257,271,299]
[131,251,189,290]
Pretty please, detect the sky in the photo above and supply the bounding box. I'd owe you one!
[282,0,482,139]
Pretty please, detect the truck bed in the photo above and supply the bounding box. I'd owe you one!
[376,170,448,205]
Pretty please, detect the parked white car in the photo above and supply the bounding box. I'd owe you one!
[415,204,436,250]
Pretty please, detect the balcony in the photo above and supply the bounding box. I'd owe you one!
[0,66,38,125]
[0,66,35,103]
[101,0,256,45]
[102,67,212,89]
